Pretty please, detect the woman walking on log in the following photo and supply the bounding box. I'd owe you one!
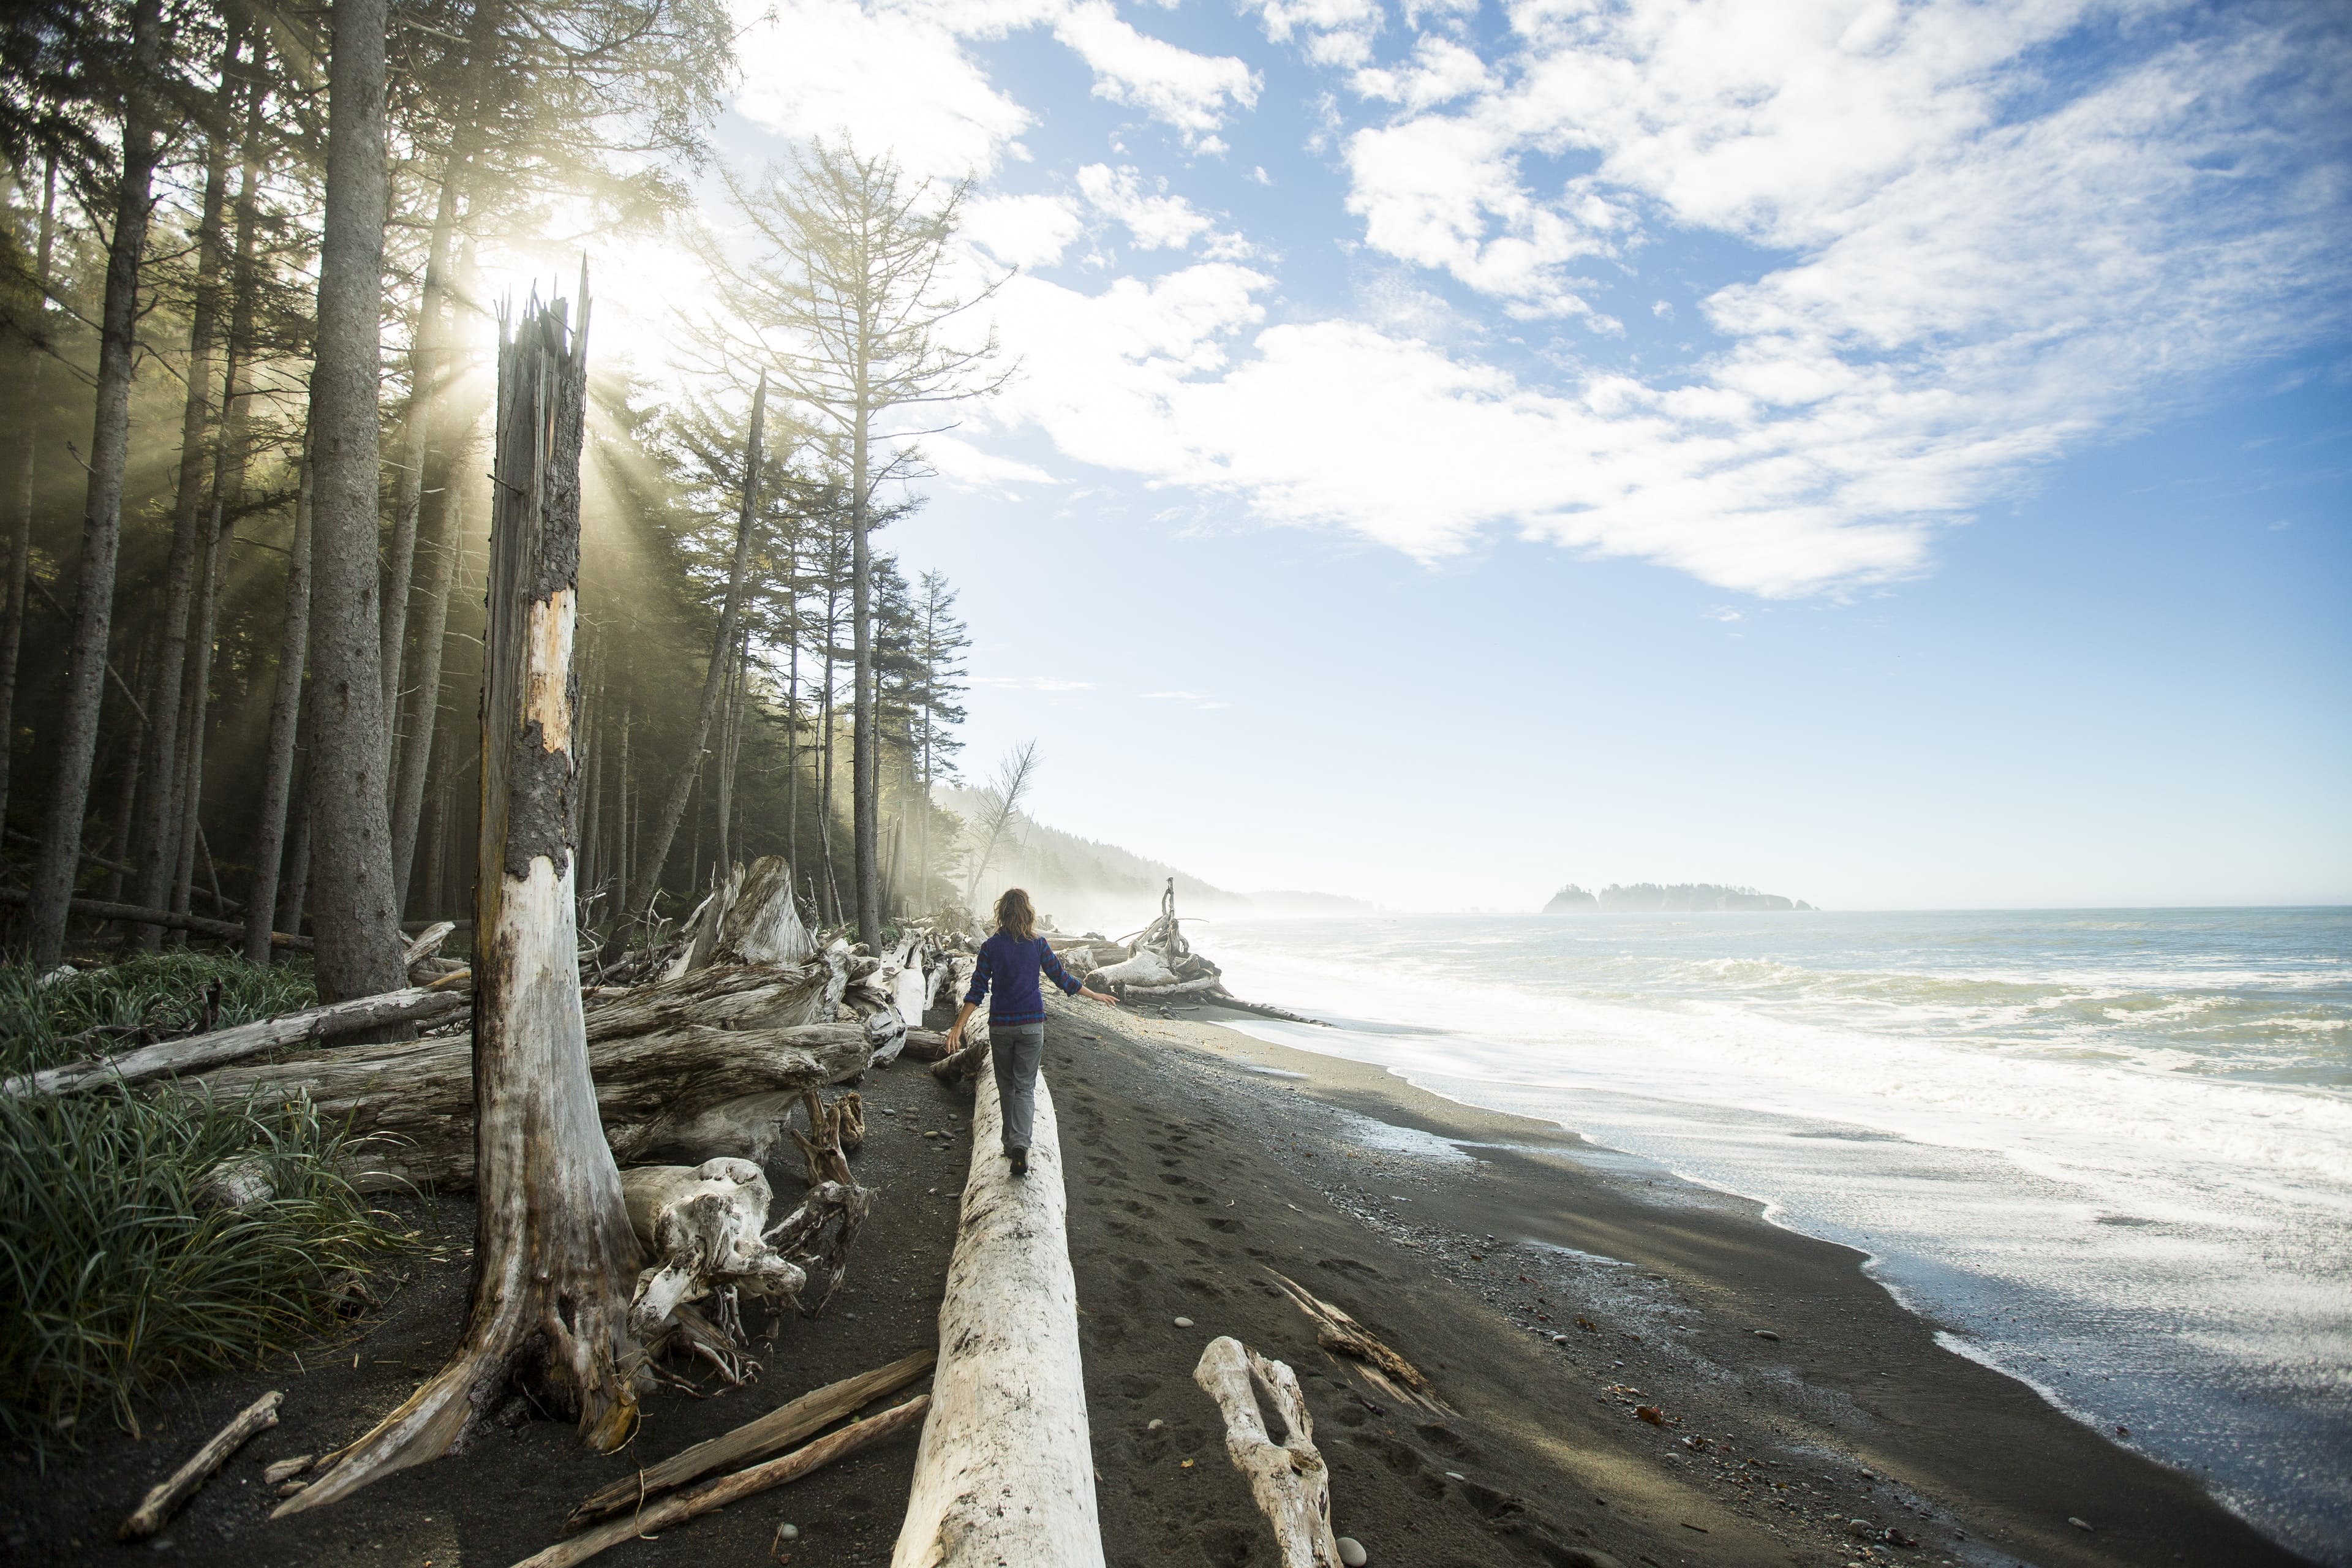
[946,888,1116,1175]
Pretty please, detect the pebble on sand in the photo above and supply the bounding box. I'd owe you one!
[2068,1517,2094,1531]
[1336,1537,1368,1567]
[1754,1329,1782,1341]
[1148,1419,1164,1430]
[1173,1316,1194,1328]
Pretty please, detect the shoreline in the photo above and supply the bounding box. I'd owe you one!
[1063,993,2317,1568]
[3,987,2318,1567]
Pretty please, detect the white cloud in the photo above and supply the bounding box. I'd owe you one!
[964,192,1086,267]
[1077,164,1221,251]
[731,0,1035,178]
[1244,0,1383,67]
[971,674,1098,690]
[1140,689,1230,708]
[921,433,1061,489]
[1052,0,1260,144]
[1351,35,1492,110]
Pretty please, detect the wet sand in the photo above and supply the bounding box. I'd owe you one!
[2,993,2308,1567]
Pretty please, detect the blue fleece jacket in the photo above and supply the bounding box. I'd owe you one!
[965,932,1081,1027]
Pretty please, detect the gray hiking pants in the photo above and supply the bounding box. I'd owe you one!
[991,1022,1045,1153]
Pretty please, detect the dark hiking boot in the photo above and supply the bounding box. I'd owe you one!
[1008,1148,1030,1176]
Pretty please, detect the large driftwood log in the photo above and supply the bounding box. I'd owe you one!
[118,1390,282,1540]
[891,1066,1102,1568]
[4,982,470,1098]
[179,989,872,1192]
[1194,1338,1341,1568]
[566,1348,935,1528]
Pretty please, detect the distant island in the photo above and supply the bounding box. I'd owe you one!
[1545,883,1814,913]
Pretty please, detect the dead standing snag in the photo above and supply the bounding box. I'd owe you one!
[279,285,645,1515]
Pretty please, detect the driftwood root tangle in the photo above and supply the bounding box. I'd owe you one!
[788,1090,873,1317]
[566,1348,935,1528]
[1194,1339,1343,1568]
[891,1066,1102,1568]
[118,1390,282,1540]
[620,1159,806,1346]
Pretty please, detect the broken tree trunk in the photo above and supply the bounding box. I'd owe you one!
[1194,1339,1341,1568]
[118,1389,282,1541]
[565,1348,934,1528]
[277,284,643,1517]
[179,965,868,1193]
[3,981,469,1097]
[891,1064,1102,1568]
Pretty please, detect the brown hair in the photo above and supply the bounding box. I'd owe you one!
[993,887,1038,941]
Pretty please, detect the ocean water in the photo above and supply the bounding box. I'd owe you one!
[1199,908,2352,1563]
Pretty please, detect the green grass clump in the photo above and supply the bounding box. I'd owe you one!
[0,952,318,1079]
[0,1085,396,1450]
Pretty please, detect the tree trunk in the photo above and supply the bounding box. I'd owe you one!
[630,374,762,922]
[0,154,58,831]
[246,460,312,963]
[390,434,473,913]
[168,510,233,932]
[126,17,243,949]
[25,0,167,967]
[301,0,405,1005]
[278,285,639,1517]
[851,418,879,951]
[280,760,311,935]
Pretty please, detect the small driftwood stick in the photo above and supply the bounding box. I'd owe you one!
[118,1390,283,1540]
[514,1394,930,1568]
[566,1348,935,1528]
[1194,1338,1341,1568]
[1267,1270,1446,1414]
[6,987,471,1098]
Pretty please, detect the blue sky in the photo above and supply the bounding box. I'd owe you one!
[595,0,2351,911]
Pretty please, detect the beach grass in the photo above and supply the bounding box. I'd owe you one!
[0,954,393,1455]
[0,952,318,1079]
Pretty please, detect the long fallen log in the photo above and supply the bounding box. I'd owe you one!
[0,887,309,949]
[891,1065,1102,1567]
[567,1348,935,1528]
[178,970,867,1191]
[3,984,472,1098]
[516,1394,930,1568]
[118,1390,282,1540]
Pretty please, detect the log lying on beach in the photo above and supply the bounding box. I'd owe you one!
[178,970,869,1191]
[118,1390,283,1540]
[1268,1270,1447,1415]
[897,1027,954,1063]
[1194,1339,1342,1568]
[892,1065,1102,1568]
[518,1394,930,1568]
[566,1349,935,1528]
[4,982,472,1098]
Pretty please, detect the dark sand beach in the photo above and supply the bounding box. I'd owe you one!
[2,993,2307,1567]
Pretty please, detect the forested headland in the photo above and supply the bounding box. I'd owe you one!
[0,0,994,995]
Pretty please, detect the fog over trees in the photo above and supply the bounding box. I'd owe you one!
[0,0,992,973]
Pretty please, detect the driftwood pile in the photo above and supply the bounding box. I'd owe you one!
[1061,880,1321,1024]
